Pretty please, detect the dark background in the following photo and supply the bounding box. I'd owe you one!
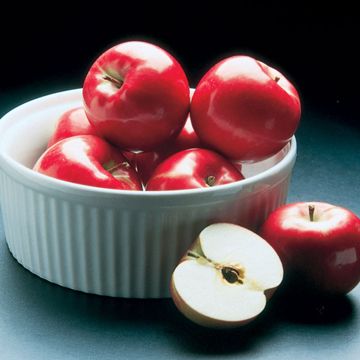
[0,1,359,125]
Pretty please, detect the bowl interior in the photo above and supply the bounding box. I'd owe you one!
[0,94,81,169]
[240,142,291,178]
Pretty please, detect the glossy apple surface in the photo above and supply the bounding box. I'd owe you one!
[83,41,190,151]
[146,148,244,191]
[125,114,202,184]
[34,135,142,190]
[259,202,360,294]
[47,107,98,148]
[191,55,301,162]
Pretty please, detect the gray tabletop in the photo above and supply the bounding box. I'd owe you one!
[1,87,360,359]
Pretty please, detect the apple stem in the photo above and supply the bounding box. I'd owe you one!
[103,161,130,173]
[187,251,211,263]
[205,175,216,187]
[274,76,280,82]
[103,74,124,89]
[309,204,315,222]
[187,251,201,259]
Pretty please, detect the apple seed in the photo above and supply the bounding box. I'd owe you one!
[221,267,244,284]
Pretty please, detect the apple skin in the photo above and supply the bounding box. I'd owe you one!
[47,107,98,148]
[169,113,203,152]
[125,114,203,184]
[190,55,301,162]
[34,135,142,190]
[146,148,244,191]
[83,41,190,152]
[124,89,202,185]
[259,202,360,294]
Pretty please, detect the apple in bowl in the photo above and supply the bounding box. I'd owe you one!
[47,107,98,148]
[83,41,190,152]
[191,55,301,162]
[146,148,244,191]
[34,135,142,190]
[125,113,203,184]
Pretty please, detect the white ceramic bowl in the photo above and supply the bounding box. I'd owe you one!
[0,89,297,298]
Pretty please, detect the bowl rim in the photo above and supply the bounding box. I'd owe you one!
[0,88,297,198]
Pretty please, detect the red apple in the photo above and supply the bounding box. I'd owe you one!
[34,135,142,190]
[125,114,203,184]
[47,107,98,148]
[83,41,190,152]
[190,55,301,162]
[259,202,360,294]
[123,150,162,186]
[170,112,202,152]
[146,148,244,191]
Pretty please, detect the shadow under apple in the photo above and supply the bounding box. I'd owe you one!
[272,275,356,325]
[167,300,281,355]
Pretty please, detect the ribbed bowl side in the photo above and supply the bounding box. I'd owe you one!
[0,170,292,298]
[0,171,215,298]
[210,175,291,231]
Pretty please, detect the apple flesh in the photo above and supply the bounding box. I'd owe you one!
[171,223,284,328]
[259,202,360,294]
[34,135,142,190]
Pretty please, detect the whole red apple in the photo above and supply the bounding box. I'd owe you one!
[47,107,98,148]
[125,114,203,184]
[259,202,360,294]
[34,135,142,190]
[83,41,190,152]
[191,55,301,162]
[146,148,244,191]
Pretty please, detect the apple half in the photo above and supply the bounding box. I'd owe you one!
[170,223,283,328]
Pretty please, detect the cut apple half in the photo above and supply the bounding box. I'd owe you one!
[171,223,283,328]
